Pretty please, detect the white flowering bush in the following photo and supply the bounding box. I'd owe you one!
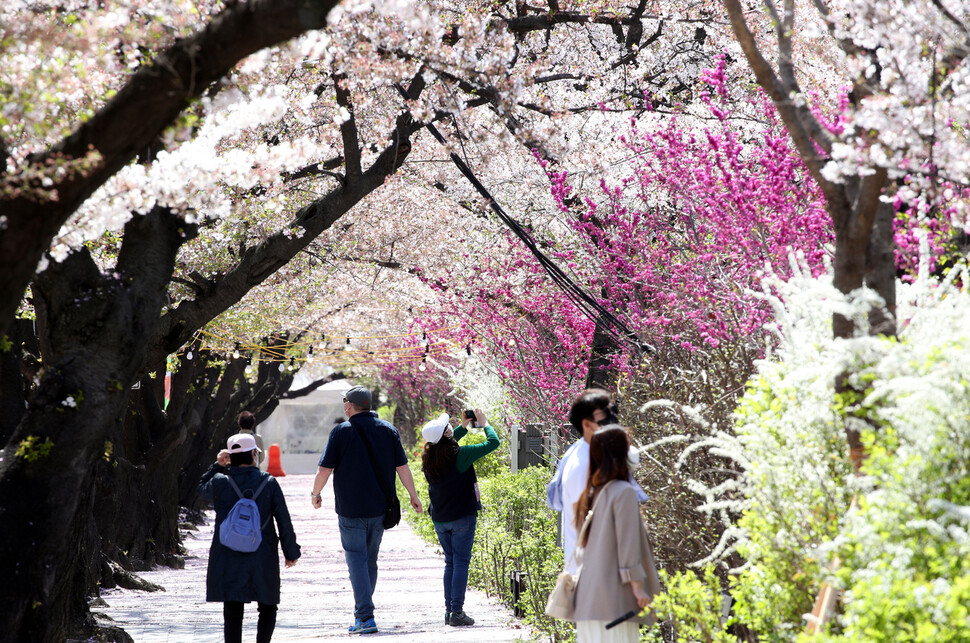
[649,257,970,641]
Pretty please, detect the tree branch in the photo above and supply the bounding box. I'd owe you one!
[283,155,345,183]
[0,0,343,331]
[143,85,425,368]
[333,74,362,182]
[722,0,836,193]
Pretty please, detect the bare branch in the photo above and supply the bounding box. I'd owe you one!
[283,155,345,183]
[333,74,362,182]
[722,0,836,193]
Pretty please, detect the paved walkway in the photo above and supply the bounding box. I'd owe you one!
[96,474,532,642]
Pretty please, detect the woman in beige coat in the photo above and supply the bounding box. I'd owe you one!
[573,425,662,643]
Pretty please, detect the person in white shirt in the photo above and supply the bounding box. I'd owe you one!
[546,389,617,572]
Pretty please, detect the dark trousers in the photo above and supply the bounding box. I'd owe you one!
[223,601,278,643]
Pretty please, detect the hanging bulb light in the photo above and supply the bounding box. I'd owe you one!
[233,342,241,359]
[308,345,314,356]
[466,343,472,356]
[278,363,285,372]
[186,351,193,360]
[289,356,295,366]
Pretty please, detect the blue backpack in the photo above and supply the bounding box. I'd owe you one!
[219,475,271,553]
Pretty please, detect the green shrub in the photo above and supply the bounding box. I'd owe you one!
[647,566,733,643]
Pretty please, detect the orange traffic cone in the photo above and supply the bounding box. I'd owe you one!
[267,444,286,477]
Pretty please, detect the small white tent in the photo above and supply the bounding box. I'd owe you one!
[259,379,351,474]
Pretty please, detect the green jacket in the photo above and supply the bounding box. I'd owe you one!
[454,424,500,472]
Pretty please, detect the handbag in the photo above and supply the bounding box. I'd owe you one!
[354,425,402,529]
[544,493,600,620]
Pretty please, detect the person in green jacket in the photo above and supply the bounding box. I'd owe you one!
[421,408,500,627]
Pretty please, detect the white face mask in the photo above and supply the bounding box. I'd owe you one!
[627,444,641,469]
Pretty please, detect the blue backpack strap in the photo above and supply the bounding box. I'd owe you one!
[224,474,245,499]
[252,474,273,530]
[252,475,271,500]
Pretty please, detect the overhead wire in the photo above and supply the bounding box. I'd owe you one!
[393,83,650,358]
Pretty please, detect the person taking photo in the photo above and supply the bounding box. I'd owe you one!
[421,407,500,627]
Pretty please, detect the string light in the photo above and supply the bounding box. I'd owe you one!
[186,319,502,368]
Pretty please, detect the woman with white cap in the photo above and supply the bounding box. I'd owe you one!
[421,408,500,627]
[199,432,301,643]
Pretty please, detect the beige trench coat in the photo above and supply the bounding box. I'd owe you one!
[573,480,662,624]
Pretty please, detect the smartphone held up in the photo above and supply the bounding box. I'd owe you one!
[464,409,481,428]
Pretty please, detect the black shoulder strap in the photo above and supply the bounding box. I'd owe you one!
[354,425,395,505]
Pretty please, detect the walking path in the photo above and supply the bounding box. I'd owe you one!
[96,474,533,642]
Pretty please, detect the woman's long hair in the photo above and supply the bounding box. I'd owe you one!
[574,424,631,546]
[421,434,460,483]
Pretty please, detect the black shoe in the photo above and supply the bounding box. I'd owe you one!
[449,611,475,626]
[445,612,451,625]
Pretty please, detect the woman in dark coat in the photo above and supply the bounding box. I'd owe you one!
[199,433,301,643]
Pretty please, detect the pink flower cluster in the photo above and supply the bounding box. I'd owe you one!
[380,58,836,422]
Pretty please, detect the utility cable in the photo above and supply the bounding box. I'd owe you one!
[394,83,650,357]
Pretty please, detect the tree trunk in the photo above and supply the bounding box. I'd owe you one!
[584,312,618,390]
[865,200,898,336]
[0,208,194,640]
[0,318,35,445]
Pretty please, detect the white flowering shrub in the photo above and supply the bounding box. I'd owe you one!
[650,258,970,641]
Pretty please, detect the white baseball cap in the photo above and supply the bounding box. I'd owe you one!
[421,413,451,444]
[227,433,261,454]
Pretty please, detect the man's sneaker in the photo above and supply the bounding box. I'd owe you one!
[449,611,475,626]
[348,618,378,634]
[445,611,451,625]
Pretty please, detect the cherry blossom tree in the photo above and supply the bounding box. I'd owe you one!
[0,1,728,638]
[720,0,970,465]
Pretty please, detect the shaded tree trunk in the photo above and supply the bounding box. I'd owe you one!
[0,318,36,445]
[0,72,424,641]
[584,312,618,390]
[0,208,194,641]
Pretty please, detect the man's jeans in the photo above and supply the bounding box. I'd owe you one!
[433,513,477,613]
[338,515,385,621]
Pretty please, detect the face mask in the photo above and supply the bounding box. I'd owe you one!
[627,444,640,468]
